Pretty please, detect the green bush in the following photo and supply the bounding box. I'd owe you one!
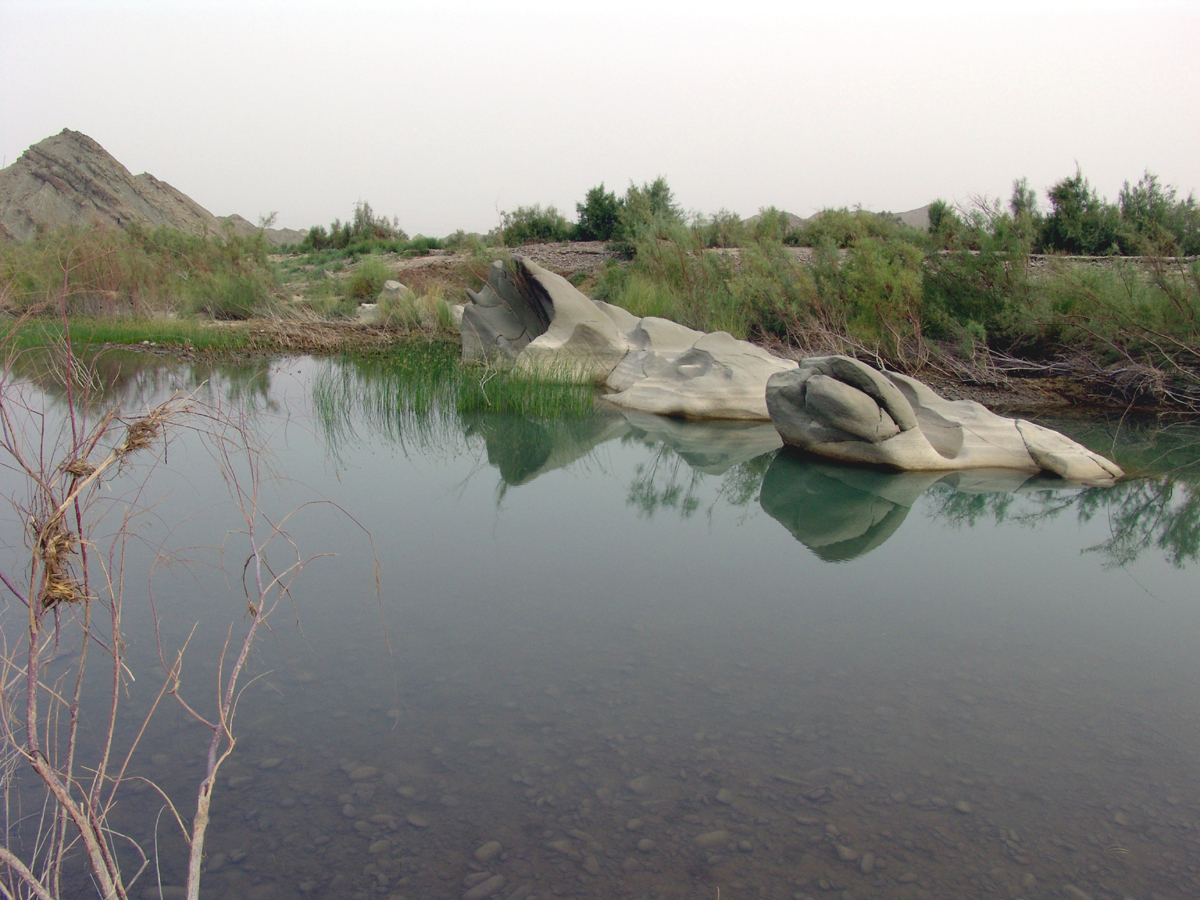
[926,200,962,250]
[1040,168,1123,255]
[346,256,392,301]
[575,184,620,241]
[752,207,795,245]
[1004,257,1199,386]
[1118,172,1200,256]
[0,224,278,319]
[694,210,749,248]
[922,203,1034,344]
[611,177,685,250]
[300,201,407,252]
[500,205,575,246]
[595,223,822,342]
[811,236,925,361]
[789,207,904,249]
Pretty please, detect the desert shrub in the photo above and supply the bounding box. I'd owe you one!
[927,200,962,250]
[1017,258,1200,362]
[500,205,574,246]
[352,200,405,241]
[346,255,392,301]
[610,177,685,251]
[407,235,446,254]
[790,207,904,249]
[810,235,926,361]
[752,207,795,244]
[694,210,749,248]
[1040,168,1124,255]
[300,201,407,252]
[444,230,487,253]
[922,202,1034,345]
[726,241,822,340]
[0,224,278,319]
[1118,172,1200,257]
[595,224,821,341]
[575,184,620,241]
[595,224,740,333]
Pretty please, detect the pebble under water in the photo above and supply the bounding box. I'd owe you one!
[6,354,1200,900]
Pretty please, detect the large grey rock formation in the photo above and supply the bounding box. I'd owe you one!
[766,356,1123,484]
[459,257,795,420]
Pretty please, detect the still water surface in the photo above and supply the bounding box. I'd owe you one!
[5,352,1200,900]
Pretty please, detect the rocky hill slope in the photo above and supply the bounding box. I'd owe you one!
[0,130,301,245]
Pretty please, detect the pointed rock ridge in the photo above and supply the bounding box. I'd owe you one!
[458,255,797,418]
[766,355,1123,484]
[0,129,222,241]
[461,257,628,381]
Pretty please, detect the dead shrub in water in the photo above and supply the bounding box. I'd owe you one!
[0,251,379,900]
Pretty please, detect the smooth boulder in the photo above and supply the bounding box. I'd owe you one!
[605,331,797,421]
[461,260,551,362]
[605,316,707,392]
[460,258,627,381]
[766,356,1123,484]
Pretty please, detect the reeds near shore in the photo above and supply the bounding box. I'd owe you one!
[0,223,280,319]
[311,343,599,458]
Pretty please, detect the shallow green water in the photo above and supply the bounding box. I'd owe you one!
[4,352,1200,900]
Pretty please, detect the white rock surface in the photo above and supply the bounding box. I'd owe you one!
[512,261,629,383]
[378,279,414,304]
[606,316,706,392]
[766,356,1123,483]
[459,257,798,418]
[604,331,797,421]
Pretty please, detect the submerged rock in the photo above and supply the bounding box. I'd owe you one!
[766,356,1122,484]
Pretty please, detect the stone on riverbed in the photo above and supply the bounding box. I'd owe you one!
[766,356,1122,484]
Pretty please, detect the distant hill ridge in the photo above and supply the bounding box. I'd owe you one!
[0,129,303,245]
[746,205,931,232]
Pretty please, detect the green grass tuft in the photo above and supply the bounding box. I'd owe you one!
[8,318,252,353]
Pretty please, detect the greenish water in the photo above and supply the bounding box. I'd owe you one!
[4,351,1200,900]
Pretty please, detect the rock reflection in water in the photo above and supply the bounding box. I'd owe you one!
[760,453,1080,562]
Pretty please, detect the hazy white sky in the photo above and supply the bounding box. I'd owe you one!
[3,0,1197,236]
